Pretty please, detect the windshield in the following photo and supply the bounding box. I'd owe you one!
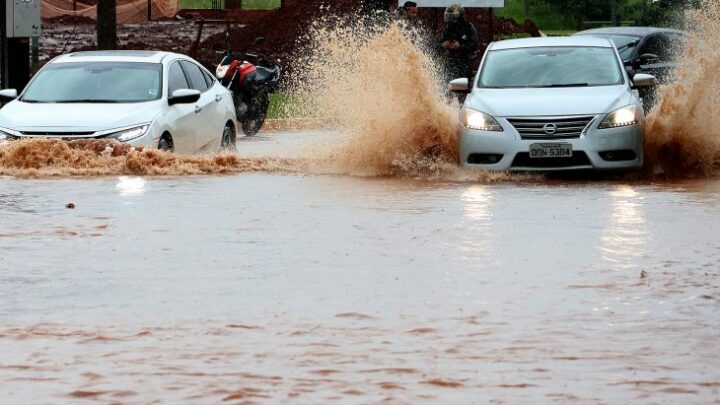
[478,46,624,89]
[22,62,162,103]
[593,34,641,60]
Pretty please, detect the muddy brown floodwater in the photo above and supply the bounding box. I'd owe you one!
[1,130,719,404]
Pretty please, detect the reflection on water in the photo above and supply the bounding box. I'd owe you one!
[115,176,147,196]
[600,185,648,270]
[459,185,495,259]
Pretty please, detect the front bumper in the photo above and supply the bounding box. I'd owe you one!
[459,119,644,171]
[0,124,159,149]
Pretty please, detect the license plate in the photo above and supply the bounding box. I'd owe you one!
[529,143,573,158]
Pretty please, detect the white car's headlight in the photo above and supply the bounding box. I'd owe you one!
[462,109,503,132]
[216,65,229,79]
[599,105,637,129]
[0,126,19,141]
[107,124,150,142]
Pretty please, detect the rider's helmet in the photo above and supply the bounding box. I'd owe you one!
[444,4,465,23]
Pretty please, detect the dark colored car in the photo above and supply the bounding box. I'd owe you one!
[574,27,685,81]
[574,27,685,109]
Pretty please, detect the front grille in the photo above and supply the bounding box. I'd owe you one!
[511,151,592,168]
[20,131,97,137]
[507,116,595,140]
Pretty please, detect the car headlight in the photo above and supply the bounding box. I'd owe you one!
[599,105,637,129]
[462,109,503,132]
[0,126,19,141]
[107,124,150,142]
[216,65,229,79]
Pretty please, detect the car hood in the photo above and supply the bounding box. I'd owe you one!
[466,86,633,117]
[0,100,160,132]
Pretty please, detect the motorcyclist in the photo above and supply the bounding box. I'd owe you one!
[440,4,478,85]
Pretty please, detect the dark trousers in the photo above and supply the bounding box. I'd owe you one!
[446,56,472,103]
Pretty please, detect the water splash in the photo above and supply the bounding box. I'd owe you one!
[645,0,720,176]
[0,138,300,177]
[285,19,464,178]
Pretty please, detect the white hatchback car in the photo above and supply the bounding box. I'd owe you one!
[451,36,657,171]
[0,50,237,153]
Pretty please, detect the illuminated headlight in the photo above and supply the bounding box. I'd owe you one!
[216,65,229,79]
[599,105,637,129]
[0,126,19,142]
[107,124,150,142]
[462,109,503,132]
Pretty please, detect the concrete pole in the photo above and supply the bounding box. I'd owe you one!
[97,0,118,50]
[0,0,7,88]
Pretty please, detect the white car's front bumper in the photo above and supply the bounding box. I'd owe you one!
[459,118,644,171]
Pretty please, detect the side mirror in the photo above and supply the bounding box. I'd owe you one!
[637,53,660,66]
[449,78,469,93]
[168,89,201,105]
[0,89,18,102]
[632,73,658,88]
[253,37,266,46]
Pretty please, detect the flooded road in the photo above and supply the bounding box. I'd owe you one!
[1,131,719,403]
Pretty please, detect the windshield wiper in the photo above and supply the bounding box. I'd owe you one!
[541,83,590,87]
[616,41,639,53]
[55,99,121,103]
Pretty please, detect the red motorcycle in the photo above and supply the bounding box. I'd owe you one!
[215,38,282,136]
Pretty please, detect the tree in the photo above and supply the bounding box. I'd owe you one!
[97,0,117,50]
[638,0,702,27]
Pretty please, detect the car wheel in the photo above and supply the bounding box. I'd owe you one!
[220,122,236,150]
[158,134,174,152]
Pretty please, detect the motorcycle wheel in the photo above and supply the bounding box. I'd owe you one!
[241,90,270,136]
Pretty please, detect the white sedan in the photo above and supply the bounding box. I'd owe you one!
[0,50,237,153]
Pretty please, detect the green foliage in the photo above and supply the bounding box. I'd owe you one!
[493,0,695,31]
[268,93,307,119]
[241,0,280,10]
[636,0,702,27]
[494,0,575,31]
[180,0,223,8]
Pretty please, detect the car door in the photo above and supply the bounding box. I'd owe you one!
[165,60,199,154]
[179,60,218,152]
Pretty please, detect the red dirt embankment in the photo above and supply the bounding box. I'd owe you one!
[196,0,540,70]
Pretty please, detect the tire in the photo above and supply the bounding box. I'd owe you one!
[158,135,174,152]
[220,122,236,151]
[241,90,270,136]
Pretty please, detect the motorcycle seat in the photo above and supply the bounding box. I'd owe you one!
[252,66,275,83]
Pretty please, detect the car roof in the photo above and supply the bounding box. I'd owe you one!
[51,50,187,64]
[489,36,614,51]
[574,26,685,37]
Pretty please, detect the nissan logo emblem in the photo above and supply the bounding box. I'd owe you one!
[543,123,558,135]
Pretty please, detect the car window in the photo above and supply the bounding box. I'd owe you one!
[604,35,641,61]
[22,62,162,103]
[168,61,190,95]
[202,69,215,88]
[638,35,663,59]
[180,61,209,92]
[638,34,683,63]
[479,46,623,88]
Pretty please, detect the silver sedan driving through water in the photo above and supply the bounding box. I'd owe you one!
[451,36,657,171]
